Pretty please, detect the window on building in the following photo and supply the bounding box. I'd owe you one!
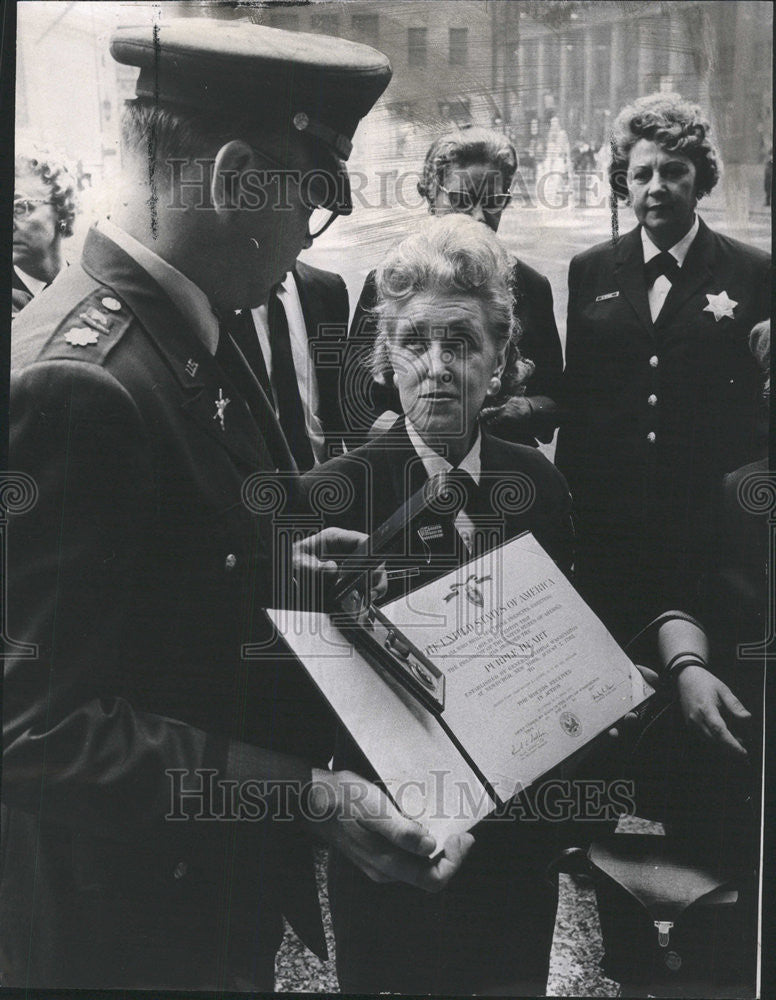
[311,12,339,35]
[351,13,379,48]
[408,27,428,68]
[449,27,468,66]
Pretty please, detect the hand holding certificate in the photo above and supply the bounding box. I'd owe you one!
[270,531,653,845]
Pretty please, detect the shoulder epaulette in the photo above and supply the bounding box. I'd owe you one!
[37,288,133,364]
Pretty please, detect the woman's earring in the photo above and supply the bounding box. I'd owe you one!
[392,371,399,387]
[249,237,260,251]
[487,375,502,396]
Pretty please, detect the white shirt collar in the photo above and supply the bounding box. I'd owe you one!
[14,266,47,297]
[99,218,220,354]
[405,418,482,485]
[641,214,699,267]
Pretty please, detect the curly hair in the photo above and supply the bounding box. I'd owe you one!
[609,92,721,203]
[370,214,533,401]
[418,124,518,206]
[15,149,78,238]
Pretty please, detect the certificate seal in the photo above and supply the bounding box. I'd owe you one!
[559,711,582,738]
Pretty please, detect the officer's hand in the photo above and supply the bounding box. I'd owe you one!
[480,394,533,431]
[306,768,475,892]
[676,664,752,758]
[292,528,386,609]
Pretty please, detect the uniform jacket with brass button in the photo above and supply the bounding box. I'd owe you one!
[2,227,336,989]
[555,218,770,641]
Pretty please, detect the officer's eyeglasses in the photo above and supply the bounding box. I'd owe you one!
[435,183,511,214]
[250,147,340,241]
[14,198,52,218]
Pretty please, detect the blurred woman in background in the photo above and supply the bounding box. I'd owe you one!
[13,150,77,316]
[343,124,563,449]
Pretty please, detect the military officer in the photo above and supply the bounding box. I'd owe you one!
[2,18,472,991]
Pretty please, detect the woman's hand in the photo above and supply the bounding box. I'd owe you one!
[675,664,752,758]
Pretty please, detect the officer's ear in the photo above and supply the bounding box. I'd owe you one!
[212,140,254,215]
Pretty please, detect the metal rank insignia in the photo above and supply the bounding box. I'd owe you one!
[79,307,113,335]
[213,388,230,431]
[64,327,99,347]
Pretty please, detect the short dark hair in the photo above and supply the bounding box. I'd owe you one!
[418,125,518,204]
[15,149,78,237]
[609,92,721,202]
[121,99,290,176]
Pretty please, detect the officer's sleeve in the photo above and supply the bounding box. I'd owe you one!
[4,360,312,844]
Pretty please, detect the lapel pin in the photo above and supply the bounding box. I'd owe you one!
[595,291,619,302]
[703,290,737,321]
[79,307,112,335]
[64,327,99,347]
[185,358,199,378]
[214,388,230,431]
[101,296,122,312]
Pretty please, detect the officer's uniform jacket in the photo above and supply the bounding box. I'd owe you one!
[555,217,770,641]
[2,226,334,989]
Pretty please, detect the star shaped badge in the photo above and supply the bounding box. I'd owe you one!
[703,290,737,321]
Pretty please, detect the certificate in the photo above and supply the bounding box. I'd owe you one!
[380,532,652,803]
[269,532,652,842]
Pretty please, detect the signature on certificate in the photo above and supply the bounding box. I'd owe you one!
[591,681,616,703]
[511,728,548,757]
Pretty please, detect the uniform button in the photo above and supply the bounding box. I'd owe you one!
[225,553,237,571]
[649,355,659,368]
[648,394,658,406]
[173,860,188,879]
[647,431,656,443]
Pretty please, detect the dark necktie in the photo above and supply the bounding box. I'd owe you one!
[215,315,295,472]
[267,290,315,473]
[433,468,483,560]
[644,251,681,288]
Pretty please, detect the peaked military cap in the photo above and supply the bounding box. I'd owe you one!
[110,18,392,213]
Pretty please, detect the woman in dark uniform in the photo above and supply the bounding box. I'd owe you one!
[342,124,563,448]
[555,93,770,647]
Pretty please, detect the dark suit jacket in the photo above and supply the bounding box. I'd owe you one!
[301,419,573,993]
[303,417,573,601]
[342,258,563,448]
[2,227,334,989]
[245,261,349,460]
[555,218,770,641]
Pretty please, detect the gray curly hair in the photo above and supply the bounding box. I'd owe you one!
[370,214,534,400]
[15,148,78,238]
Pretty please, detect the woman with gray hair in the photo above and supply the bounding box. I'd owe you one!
[13,149,77,315]
[343,123,563,448]
[305,213,575,994]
